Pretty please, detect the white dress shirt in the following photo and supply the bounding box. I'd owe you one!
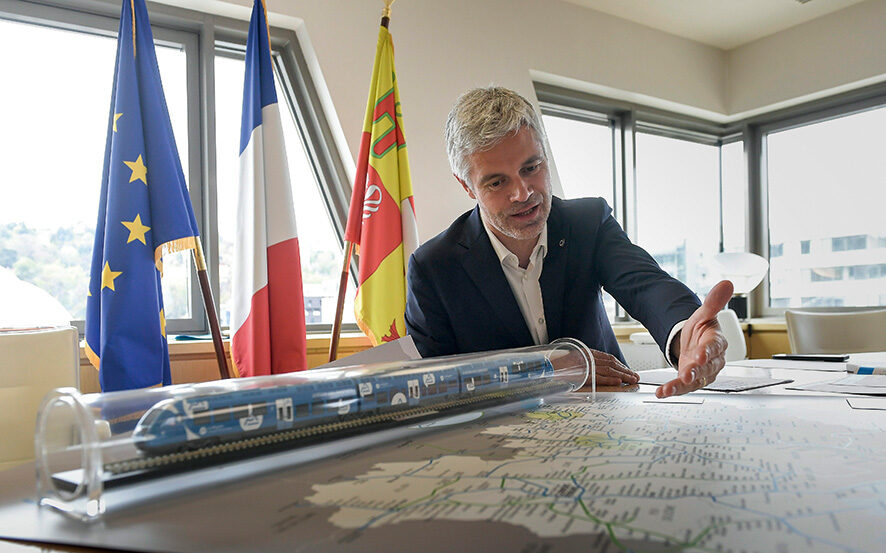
[483,223,549,345]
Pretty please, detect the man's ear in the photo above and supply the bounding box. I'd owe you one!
[456,174,476,200]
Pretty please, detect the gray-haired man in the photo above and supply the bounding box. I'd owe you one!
[405,87,732,397]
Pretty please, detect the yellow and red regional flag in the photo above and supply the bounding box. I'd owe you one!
[345,23,418,346]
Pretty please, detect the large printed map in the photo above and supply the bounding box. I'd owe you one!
[298,394,885,553]
[1,393,884,553]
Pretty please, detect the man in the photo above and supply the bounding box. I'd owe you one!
[405,87,731,398]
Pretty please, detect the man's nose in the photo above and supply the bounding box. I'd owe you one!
[510,177,532,202]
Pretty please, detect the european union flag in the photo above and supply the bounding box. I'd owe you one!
[85,0,199,392]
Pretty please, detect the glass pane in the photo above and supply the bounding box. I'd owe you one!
[215,55,353,328]
[0,19,190,323]
[721,141,747,253]
[542,114,614,205]
[636,132,720,296]
[767,106,886,308]
[542,113,617,320]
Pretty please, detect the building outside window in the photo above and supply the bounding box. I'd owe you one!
[542,112,618,320]
[766,105,886,309]
[539,81,886,317]
[542,100,745,320]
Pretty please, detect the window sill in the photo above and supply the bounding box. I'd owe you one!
[77,332,373,393]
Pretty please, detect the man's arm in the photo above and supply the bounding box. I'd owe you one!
[404,253,458,358]
[589,202,701,350]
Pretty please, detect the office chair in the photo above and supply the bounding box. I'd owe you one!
[0,326,79,470]
[620,332,668,370]
[785,309,886,354]
[622,309,746,370]
[716,309,747,362]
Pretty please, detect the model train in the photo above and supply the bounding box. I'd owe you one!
[132,355,554,454]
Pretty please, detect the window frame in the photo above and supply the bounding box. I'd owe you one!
[536,81,886,318]
[1,0,355,335]
[537,84,736,321]
[752,86,886,316]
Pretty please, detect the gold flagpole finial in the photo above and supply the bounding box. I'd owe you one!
[382,0,395,19]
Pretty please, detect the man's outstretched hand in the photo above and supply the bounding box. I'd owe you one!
[655,280,734,398]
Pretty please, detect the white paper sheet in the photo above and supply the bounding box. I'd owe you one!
[638,368,792,392]
[788,374,886,395]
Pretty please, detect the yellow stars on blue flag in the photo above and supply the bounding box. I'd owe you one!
[124,154,147,184]
[85,0,200,391]
[122,214,151,245]
[101,262,123,291]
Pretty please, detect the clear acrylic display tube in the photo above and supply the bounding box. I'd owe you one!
[35,338,594,521]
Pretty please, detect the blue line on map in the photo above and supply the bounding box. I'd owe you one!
[710,495,872,553]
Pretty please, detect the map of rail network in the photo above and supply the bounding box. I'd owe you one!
[302,394,886,553]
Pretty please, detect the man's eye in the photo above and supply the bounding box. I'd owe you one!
[523,163,541,174]
[485,180,502,189]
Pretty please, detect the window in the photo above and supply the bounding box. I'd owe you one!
[720,140,747,253]
[538,81,886,316]
[0,13,196,329]
[635,131,720,296]
[542,111,618,320]
[540,90,746,320]
[831,235,867,252]
[809,267,843,282]
[213,54,354,328]
[766,105,886,309]
[848,263,886,280]
[0,2,350,333]
[542,113,614,205]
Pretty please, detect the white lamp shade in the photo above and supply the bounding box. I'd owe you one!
[711,252,769,295]
[0,268,72,328]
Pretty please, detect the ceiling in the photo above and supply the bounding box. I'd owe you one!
[563,0,870,50]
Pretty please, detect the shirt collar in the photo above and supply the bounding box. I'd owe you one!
[482,220,548,268]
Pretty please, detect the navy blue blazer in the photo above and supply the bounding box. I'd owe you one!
[405,196,702,360]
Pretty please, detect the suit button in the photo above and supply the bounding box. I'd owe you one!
[559,239,565,247]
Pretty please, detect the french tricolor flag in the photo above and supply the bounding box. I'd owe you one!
[231,0,307,377]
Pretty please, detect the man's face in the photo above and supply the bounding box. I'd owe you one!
[459,126,552,250]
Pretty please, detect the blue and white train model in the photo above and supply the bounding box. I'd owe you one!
[132,355,554,454]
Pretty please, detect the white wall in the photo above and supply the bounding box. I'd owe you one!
[158,0,725,240]
[159,0,886,241]
[728,0,886,117]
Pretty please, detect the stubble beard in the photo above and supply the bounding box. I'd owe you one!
[484,191,552,242]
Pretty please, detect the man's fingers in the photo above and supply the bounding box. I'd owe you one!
[662,358,725,398]
[678,330,727,384]
[655,373,710,398]
[592,351,639,384]
[595,364,639,384]
[690,280,734,323]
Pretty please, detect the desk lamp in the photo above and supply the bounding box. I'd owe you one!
[711,252,769,319]
[0,267,72,328]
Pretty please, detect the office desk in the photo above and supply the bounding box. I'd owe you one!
[1,367,883,553]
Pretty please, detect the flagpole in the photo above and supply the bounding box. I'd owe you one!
[192,238,231,379]
[327,240,354,362]
[328,0,396,363]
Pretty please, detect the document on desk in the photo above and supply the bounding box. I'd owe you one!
[638,368,792,392]
[787,374,886,395]
[729,358,854,372]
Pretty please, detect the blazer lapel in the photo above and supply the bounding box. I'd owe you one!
[459,208,533,346]
[540,199,568,340]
